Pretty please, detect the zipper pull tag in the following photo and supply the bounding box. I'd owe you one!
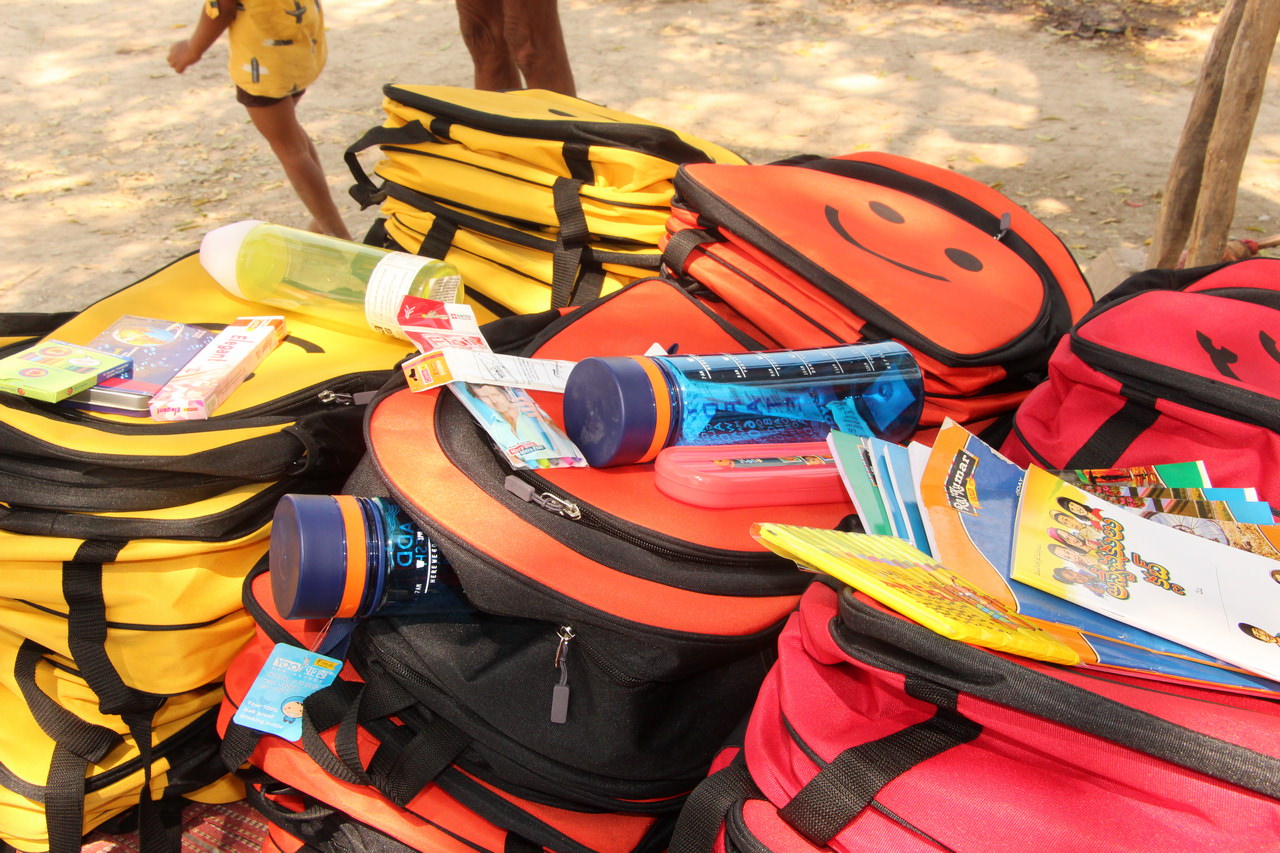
[504,476,582,519]
[994,211,1012,241]
[551,626,574,724]
[318,389,379,406]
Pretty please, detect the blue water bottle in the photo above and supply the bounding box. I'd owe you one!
[561,341,924,468]
[269,494,473,620]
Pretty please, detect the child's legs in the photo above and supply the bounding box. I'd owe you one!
[245,95,350,239]
[455,0,522,91]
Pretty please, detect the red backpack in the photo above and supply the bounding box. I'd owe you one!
[670,581,1280,852]
[660,151,1095,435]
[1001,258,1280,513]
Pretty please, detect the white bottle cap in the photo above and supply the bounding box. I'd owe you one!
[199,220,264,299]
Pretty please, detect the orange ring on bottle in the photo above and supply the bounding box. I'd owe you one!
[635,357,673,464]
[333,496,371,619]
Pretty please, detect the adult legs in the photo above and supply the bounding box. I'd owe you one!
[455,0,522,91]
[502,0,575,95]
[455,0,575,95]
[245,96,350,239]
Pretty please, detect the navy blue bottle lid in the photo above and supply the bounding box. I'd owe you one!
[270,494,372,619]
[562,356,669,468]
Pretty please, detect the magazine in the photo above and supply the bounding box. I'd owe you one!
[448,382,585,469]
[916,421,1280,695]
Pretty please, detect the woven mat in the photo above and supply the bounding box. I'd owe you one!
[81,800,268,853]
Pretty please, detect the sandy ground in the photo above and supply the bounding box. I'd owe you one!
[3,0,1279,314]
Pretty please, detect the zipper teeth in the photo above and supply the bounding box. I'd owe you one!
[511,469,770,569]
[1072,333,1280,424]
[0,376,373,467]
[573,495,765,567]
[571,630,646,687]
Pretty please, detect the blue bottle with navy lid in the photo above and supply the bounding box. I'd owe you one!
[561,341,924,468]
[269,494,473,620]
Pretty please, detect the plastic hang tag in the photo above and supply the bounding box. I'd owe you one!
[232,642,343,741]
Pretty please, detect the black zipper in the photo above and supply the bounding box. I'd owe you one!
[501,472,770,569]
[1070,327,1280,432]
[0,376,375,469]
[381,84,723,165]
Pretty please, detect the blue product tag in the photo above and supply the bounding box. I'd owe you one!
[827,397,872,436]
[232,643,342,741]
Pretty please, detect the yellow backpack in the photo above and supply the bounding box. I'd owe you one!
[345,85,747,322]
[0,626,239,853]
[0,252,411,851]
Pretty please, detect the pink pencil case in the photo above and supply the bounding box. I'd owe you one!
[654,441,848,508]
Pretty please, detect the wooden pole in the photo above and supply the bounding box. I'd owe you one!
[1147,0,1248,269]
[1184,0,1280,268]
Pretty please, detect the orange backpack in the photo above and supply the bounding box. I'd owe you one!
[661,151,1095,436]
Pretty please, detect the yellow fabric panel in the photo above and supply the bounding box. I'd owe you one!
[39,253,411,418]
[0,526,267,694]
[382,206,649,322]
[382,86,746,167]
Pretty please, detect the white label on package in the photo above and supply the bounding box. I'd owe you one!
[364,254,462,338]
[403,347,576,393]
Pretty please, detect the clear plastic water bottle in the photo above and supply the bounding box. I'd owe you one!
[199,220,462,339]
[269,494,473,621]
[562,342,924,468]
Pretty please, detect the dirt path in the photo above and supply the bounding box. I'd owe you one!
[2,0,1277,313]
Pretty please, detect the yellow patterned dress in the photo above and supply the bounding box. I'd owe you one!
[209,0,327,99]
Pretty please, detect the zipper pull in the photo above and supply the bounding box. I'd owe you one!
[550,625,574,724]
[318,389,379,406]
[994,211,1012,242]
[505,475,582,519]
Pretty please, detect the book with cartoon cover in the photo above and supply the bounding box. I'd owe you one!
[917,421,1280,696]
[751,523,1080,664]
[1010,465,1280,684]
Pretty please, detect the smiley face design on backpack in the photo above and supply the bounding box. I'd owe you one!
[1196,328,1280,387]
[824,201,989,283]
[792,181,1044,342]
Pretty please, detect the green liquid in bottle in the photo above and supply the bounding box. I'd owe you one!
[203,221,462,339]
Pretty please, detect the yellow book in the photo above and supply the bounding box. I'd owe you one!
[752,523,1080,665]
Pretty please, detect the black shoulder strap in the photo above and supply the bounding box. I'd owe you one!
[667,752,758,853]
[778,678,980,845]
[344,120,443,208]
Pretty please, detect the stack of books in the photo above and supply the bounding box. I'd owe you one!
[754,422,1280,696]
